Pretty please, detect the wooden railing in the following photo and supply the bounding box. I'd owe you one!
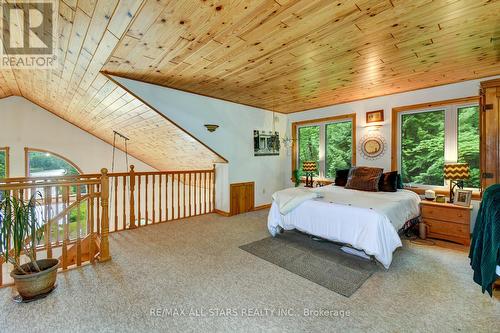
[108,165,216,232]
[0,165,215,287]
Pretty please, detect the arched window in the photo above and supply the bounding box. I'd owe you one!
[25,148,82,177]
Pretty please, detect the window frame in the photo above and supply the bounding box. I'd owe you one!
[0,147,10,179]
[292,113,356,180]
[392,96,480,190]
[25,147,83,177]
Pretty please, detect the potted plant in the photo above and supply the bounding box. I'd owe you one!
[0,192,59,301]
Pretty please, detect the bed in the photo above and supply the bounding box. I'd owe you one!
[267,186,421,268]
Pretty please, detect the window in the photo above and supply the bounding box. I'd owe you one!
[325,121,353,178]
[293,114,355,179]
[401,110,445,185]
[26,149,86,239]
[298,126,320,176]
[395,98,480,189]
[0,147,8,178]
[26,149,81,177]
[458,106,480,188]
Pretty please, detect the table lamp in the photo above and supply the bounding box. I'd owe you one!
[302,161,317,188]
[444,163,470,202]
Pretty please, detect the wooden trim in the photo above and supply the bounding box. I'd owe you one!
[103,73,229,163]
[254,203,271,211]
[24,147,84,176]
[392,96,479,113]
[391,96,480,171]
[214,209,231,217]
[0,147,9,178]
[230,181,255,187]
[480,78,500,89]
[291,113,356,180]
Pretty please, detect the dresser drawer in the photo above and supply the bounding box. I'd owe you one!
[421,205,470,223]
[424,218,469,238]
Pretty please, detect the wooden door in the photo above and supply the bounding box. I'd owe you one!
[480,79,500,191]
[230,182,255,215]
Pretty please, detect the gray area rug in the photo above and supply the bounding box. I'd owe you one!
[240,231,378,297]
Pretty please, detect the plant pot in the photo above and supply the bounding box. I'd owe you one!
[10,259,59,300]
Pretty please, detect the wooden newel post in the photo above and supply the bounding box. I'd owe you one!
[99,168,111,262]
[129,165,137,228]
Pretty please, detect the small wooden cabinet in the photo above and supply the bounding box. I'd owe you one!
[420,201,472,246]
[230,182,254,216]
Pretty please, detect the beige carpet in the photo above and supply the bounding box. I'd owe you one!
[0,210,498,332]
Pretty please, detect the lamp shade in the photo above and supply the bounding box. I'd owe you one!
[444,163,470,180]
[302,161,317,173]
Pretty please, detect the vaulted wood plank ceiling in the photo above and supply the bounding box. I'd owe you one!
[0,1,498,172]
[103,0,500,113]
[0,0,226,170]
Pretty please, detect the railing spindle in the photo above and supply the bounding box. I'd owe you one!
[145,174,149,224]
[138,175,142,226]
[76,188,82,266]
[171,174,174,220]
[129,165,136,229]
[89,185,95,263]
[194,173,197,216]
[183,173,186,218]
[62,186,69,270]
[99,168,111,262]
[159,174,162,222]
[122,176,126,230]
[114,176,118,232]
[165,173,169,221]
[152,174,156,224]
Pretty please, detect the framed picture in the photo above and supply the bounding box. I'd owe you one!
[254,130,280,156]
[454,189,472,207]
[366,110,384,123]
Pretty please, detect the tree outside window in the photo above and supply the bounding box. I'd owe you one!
[325,121,352,178]
[298,126,320,176]
[458,106,480,188]
[0,150,6,178]
[401,110,445,186]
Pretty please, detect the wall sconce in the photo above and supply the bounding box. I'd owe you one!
[204,124,219,132]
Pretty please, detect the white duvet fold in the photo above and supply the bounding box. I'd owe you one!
[271,187,322,215]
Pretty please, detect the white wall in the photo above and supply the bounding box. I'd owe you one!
[0,96,155,177]
[113,76,290,212]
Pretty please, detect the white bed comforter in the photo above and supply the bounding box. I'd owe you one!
[267,186,421,269]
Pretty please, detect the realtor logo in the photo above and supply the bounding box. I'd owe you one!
[1,1,57,68]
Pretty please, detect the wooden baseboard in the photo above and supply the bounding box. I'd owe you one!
[253,203,271,211]
[214,209,231,217]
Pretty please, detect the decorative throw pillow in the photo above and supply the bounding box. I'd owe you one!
[345,167,383,192]
[396,174,404,189]
[379,171,398,192]
[334,169,350,186]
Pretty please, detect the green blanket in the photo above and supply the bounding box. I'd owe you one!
[469,184,500,296]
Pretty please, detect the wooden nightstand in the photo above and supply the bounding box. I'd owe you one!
[420,200,472,246]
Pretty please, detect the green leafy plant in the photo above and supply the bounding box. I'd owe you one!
[293,169,301,187]
[0,192,45,274]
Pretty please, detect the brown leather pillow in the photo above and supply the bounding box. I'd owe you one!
[378,171,398,192]
[345,167,383,192]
